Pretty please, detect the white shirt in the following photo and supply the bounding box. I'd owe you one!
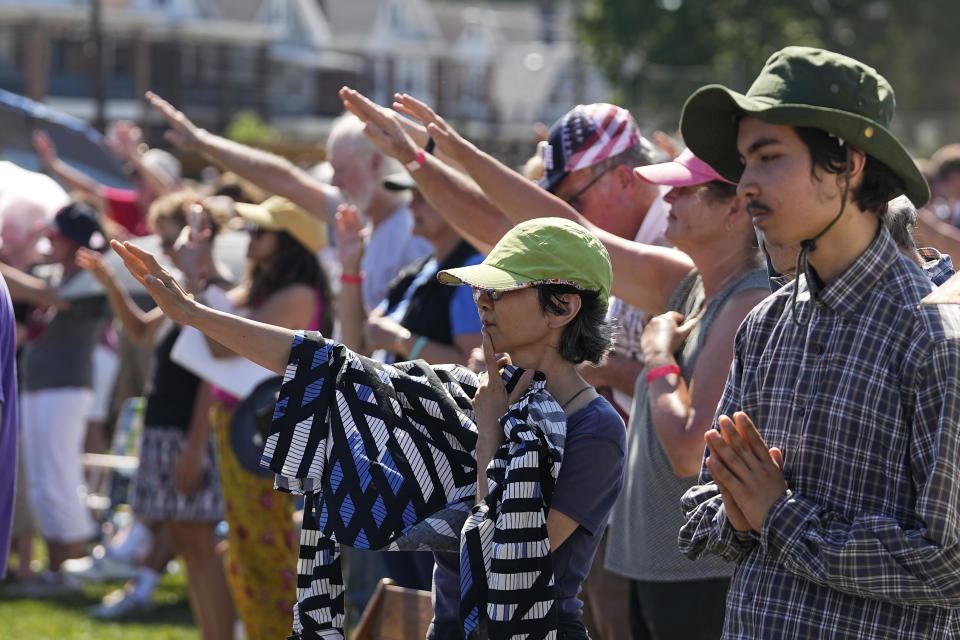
[360,205,432,311]
[606,188,671,409]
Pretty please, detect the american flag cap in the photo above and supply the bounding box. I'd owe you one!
[537,103,642,193]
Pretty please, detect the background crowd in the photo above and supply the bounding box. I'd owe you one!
[2,39,960,640]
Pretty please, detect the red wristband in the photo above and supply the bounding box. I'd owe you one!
[645,364,682,384]
[405,149,426,172]
[340,272,364,284]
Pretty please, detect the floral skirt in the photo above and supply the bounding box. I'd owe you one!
[211,401,299,640]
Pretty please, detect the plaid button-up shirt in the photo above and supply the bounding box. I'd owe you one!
[680,227,960,639]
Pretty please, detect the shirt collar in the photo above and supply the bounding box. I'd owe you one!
[812,225,898,318]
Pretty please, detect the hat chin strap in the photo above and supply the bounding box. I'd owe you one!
[791,145,852,327]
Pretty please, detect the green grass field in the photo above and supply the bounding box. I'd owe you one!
[0,566,197,640]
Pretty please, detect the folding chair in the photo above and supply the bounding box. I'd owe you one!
[353,578,434,640]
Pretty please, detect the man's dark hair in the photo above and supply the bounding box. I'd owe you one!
[795,126,904,217]
[535,284,615,365]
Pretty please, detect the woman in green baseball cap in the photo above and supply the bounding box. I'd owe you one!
[108,214,627,640]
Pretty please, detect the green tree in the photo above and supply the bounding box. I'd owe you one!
[575,0,960,149]
[225,110,278,146]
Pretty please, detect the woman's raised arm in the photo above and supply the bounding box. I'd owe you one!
[112,240,296,374]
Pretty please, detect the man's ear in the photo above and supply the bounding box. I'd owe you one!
[612,163,633,190]
[546,293,582,329]
[837,146,867,190]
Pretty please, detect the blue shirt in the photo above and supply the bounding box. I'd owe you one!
[376,253,483,338]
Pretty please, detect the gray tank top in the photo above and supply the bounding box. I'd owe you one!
[605,267,769,581]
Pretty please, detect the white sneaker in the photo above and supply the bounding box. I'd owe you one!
[62,554,139,583]
[88,589,153,620]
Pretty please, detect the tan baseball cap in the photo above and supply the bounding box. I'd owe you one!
[234,196,326,253]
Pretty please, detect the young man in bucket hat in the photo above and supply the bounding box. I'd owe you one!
[678,46,960,638]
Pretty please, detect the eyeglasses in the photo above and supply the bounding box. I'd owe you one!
[472,288,506,304]
[561,165,614,206]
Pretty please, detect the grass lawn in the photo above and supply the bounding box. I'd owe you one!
[0,566,197,640]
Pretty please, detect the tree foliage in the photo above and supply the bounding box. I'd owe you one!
[575,0,960,149]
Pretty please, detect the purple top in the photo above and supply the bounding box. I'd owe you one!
[0,275,19,578]
[432,395,626,620]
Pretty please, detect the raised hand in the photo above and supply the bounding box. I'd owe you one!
[704,411,788,532]
[334,204,368,274]
[172,204,214,289]
[472,332,534,434]
[338,86,420,164]
[653,131,681,160]
[111,239,197,325]
[641,311,698,365]
[392,93,477,164]
[146,91,205,152]
[32,130,58,168]
[106,120,144,162]
[75,247,116,287]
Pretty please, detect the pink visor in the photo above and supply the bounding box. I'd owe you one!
[634,148,735,186]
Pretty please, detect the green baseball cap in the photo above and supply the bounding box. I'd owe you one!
[680,46,929,208]
[437,217,612,303]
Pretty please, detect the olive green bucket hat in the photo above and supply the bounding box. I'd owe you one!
[680,46,930,207]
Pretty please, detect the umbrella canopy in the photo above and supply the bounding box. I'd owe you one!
[0,89,129,188]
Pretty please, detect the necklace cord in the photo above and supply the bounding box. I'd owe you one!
[790,145,852,328]
[561,385,592,410]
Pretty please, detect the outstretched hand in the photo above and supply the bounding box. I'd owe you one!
[392,93,476,164]
[338,86,420,164]
[111,239,197,325]
[146,91,205,152]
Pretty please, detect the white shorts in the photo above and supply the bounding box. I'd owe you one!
[20,388,97,542]
[88,343,119,422]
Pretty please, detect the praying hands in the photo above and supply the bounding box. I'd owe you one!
[704,411,787,532]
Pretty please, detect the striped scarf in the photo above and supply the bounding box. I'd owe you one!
[260,332,566,640]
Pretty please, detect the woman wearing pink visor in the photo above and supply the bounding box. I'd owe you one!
[603,149,772,640]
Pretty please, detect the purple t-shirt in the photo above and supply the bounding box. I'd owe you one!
[432,395,626,620]
[0,275,19,578]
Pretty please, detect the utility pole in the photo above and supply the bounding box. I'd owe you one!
[90,0,106,132]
